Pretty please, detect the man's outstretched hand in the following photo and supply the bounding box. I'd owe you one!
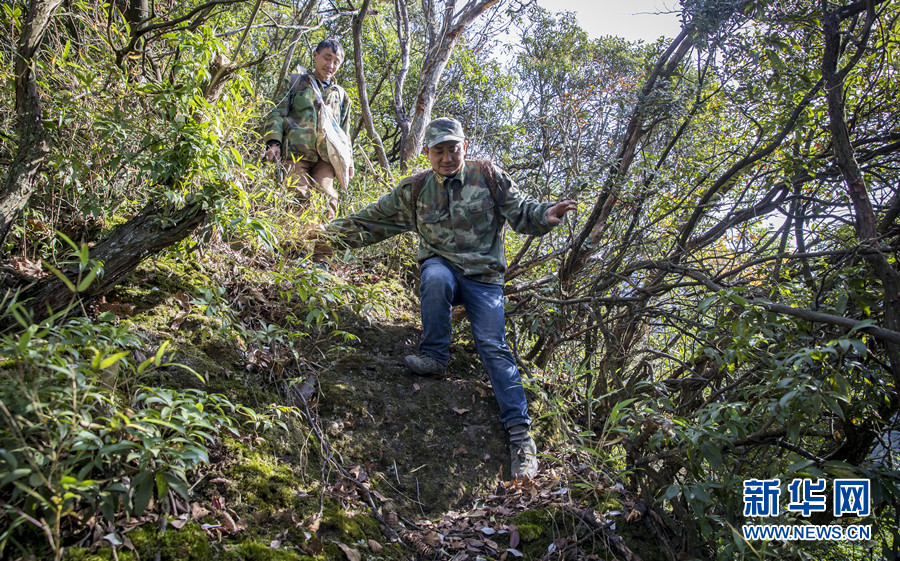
[546,200,577,225]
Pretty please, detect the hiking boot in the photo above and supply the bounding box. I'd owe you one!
[510,434,538,480]
[404,354,445,377]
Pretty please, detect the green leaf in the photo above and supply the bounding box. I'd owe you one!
[700,441,723,471]
[101,493,117,523]
[137,356,156,375]
[155,341,171,366]
[99,351,130,370]
[156,473,168,500]
[78,243,89,267]
[164,472,190,501]
[56,230,79,252]
[662,484,681,501]
[76,263,101,292]
[849,319,876,334]
[132,471,155,515]
[0,468,31,487]
[43,262,76,292]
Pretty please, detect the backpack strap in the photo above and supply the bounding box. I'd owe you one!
[286,72,307,114]
[473,159,503,212]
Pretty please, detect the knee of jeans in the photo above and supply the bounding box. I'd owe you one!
[421,263,454,290]
[478,337,509,354]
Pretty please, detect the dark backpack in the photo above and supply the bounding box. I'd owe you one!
[409,159,503,230]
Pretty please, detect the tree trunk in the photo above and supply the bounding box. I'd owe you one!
[392,0,411,168]
[353,0,390,170]
[395,0,501,170]
[20,200,207,323]
[0,0,65,251]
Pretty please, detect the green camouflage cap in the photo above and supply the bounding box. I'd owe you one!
[424,117,465,147]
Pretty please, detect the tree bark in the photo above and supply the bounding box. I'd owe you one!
[395,0,501,170]
[19,200,207,323]
[0,0,65,252]
[353,0,390,170]
[391,0,412,167]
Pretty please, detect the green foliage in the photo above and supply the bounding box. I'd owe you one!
[0,298,287,559]
[3,0,900,558]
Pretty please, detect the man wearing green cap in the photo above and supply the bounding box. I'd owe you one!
[324,117,577,479]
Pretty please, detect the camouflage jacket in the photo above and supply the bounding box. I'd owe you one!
[327,161,556,285]
[263,71,351,164]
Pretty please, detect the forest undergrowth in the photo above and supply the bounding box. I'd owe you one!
[3,0,900,559]
[1,213,679,561]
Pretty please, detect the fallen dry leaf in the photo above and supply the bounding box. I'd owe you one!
[173,290,192,310]
[15,258,43,277]
[337,542,361,561]
[97,302,136,318]
[626,508,643,523]
[191,503,210,520]
[452,407,470,415]
[452,445,468,457]
[220,511,246,533]
[508,526,520,549]
[170,310,189,330]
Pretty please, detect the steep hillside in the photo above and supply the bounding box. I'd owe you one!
[12,238,665,561]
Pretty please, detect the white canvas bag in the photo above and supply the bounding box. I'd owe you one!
[309,78,353,190]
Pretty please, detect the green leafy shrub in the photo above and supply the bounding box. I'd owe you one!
[0,302,278,560]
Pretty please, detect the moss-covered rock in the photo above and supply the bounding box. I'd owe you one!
[123,522,211,561]
[221,541,317,561]
[64,547,137,561]
[318,500,382,543]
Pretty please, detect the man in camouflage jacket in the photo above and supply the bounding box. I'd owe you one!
[325,117,577,479]
[264,39,352,220]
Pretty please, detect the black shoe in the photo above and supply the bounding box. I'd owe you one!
[510,434,538,479]
[404,354,445,377]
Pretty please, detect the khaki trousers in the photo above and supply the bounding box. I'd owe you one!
[283,159,339,220]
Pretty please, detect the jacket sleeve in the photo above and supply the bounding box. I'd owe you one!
[495,166,554,236]
[263,78,292,145]
[326,181,415,248]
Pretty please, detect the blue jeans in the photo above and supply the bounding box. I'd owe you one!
[418,256,531,429]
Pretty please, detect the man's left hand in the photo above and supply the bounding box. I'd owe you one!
[546,200,577,225]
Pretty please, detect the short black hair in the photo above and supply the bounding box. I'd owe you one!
[315,39,344,58]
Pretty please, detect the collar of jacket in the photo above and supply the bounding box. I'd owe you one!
[307,69,333,90]
[436,161,471,187]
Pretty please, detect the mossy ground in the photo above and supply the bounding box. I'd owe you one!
[52,239,643,561]
[57,246,527,559]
